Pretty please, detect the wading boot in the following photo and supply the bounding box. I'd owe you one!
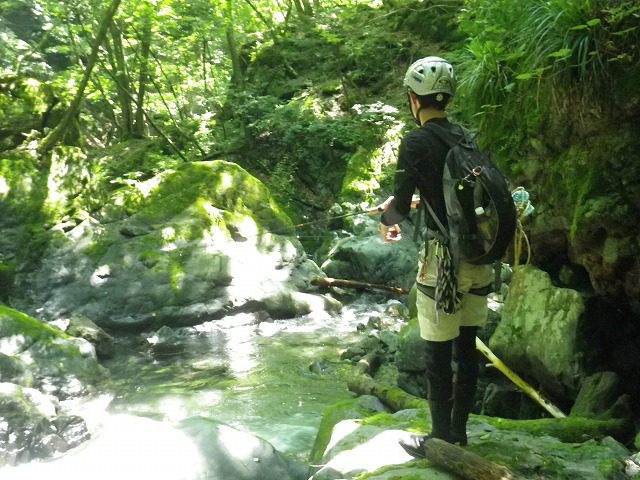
[450,384,475,446]
[399,399,452,458]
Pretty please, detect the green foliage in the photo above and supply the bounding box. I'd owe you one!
[232,91,397,217]
[457,0,640,154]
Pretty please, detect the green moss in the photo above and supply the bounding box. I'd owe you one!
[483,415,628,443]
[0,261,16,299]
[0,305,68,340]
[359,412,405,429]
[309,399,384,464]
[83,239,113,262]
[353,460,433,480]
[340,147,381,204]
[598,458,624,476]
[127,161,291,233]
[0,150,48,225]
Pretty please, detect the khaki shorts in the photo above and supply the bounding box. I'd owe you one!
[416,241,494,342]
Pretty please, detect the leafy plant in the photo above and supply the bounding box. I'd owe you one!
[456,0,640,161]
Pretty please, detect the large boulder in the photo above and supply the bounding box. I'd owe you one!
[321,230,418,292]
[0,305,102,466]
[0,415,307,480]
[21,160,330,330]
[489,265,586,400]
[309,406,630,480]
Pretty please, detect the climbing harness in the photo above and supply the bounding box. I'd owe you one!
[511,187,534,268]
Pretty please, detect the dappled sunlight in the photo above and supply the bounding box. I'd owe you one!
[161,226,176,240]
[135,173,165,197]
[320,422,415,475]
[218,423,263,459]
[222,324,258,377]
[325,419,360,452]
[89,264,111,287]
[157,396,189,422]
[0,335,30,356]
[1,415,207,480]
[0,176,9,198]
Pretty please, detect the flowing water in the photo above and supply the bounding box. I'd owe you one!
[4,296,403,479]
[102,301,383,459]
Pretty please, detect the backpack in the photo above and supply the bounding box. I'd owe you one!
[423,123,517,267]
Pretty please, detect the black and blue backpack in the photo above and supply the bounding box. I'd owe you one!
[422,123,517,267]
[415,123,517,313]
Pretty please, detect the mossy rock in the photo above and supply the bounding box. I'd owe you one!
[0,305,104,393]
[311,405,630,480]
[489,265,586,400]
[309,395,388,464]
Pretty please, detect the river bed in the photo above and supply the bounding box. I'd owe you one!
[3,295,405,479]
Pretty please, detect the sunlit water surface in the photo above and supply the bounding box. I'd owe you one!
[3,298,400,478]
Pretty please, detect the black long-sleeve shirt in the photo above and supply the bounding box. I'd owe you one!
[381,117,464,230]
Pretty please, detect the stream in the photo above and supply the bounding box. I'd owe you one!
[4,296,403,478]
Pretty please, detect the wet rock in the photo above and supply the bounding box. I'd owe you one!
[20,161,331,330]
[146,325,190,356]
[65,313,115,359]
[489,265,586,400]
[0,383,68,466]
[310,406,631,480]
[570,371,633,421]
[53,415,90,449]
[320,234,418,292]
[0,305,106,398]
[179,416,308,480]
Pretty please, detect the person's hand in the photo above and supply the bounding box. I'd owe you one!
[379,223,402,243]
[411,194,420,209]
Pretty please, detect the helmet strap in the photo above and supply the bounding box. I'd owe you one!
[407,91,422,126]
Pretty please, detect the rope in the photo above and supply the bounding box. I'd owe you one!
[512,187,534,268]
[434,241,459,315]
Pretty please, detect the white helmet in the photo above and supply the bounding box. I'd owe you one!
[403,56,456,97]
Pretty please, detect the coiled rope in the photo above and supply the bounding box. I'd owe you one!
[512,187,534,268]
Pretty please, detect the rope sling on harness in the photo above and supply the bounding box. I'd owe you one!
[417,199,459,315]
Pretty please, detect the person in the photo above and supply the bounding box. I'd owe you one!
[378,56,494,456]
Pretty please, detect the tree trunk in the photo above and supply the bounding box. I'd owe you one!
[133,15,152,138]
[423,438,525,480]
[292,0,313,16]
[107,20,134,138]
[225,0,245,89]
[39,0,123,154]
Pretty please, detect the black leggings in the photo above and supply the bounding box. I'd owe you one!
[425,326,479,401]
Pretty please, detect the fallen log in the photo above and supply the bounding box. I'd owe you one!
[347,374,427,411]
[423,437,525,480]
[355,350,381,376]
[311,276,410,295]
[347,375,629,443]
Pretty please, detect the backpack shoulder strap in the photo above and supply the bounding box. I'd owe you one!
[426,121,475,150]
